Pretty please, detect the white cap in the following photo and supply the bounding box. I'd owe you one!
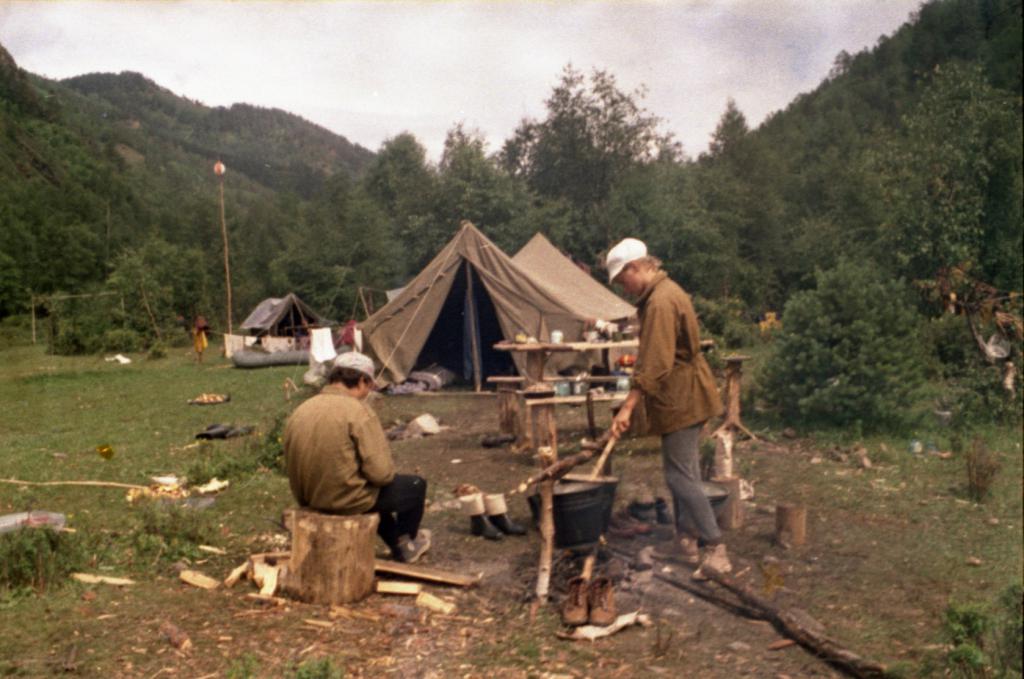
[606,238,647,282]
[334,351,375,380]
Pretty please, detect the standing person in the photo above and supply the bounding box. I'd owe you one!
[606,238,730,579]
[283,352,431,563]
[192,315,210,363]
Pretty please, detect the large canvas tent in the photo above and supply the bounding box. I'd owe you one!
[240,293,326,337]
[362,222,602,386]
[512,233,635,323]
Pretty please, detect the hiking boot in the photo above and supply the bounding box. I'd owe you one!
[397,529,432,564]
[653,535,700,565]
[692,543,732,581]
[587,576,617,626]
[561,577,589,626]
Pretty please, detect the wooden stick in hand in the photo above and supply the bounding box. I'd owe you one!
[587,434,619,481]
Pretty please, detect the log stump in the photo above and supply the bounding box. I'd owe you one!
[775,503,807,548]
[280,509,379,605]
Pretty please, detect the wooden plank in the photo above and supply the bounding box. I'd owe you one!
[373,560,481,588]
[180,569,221,590]
[376,580,423,595]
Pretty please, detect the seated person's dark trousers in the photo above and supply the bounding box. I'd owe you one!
[368,474,427,558]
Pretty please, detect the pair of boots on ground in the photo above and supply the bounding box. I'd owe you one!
[459,492,525,540]
[561,576,616,627]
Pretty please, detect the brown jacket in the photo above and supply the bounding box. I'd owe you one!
[283,384,396,514]
[633,272,723,435]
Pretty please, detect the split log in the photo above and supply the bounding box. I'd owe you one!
[415,591,456,614]
[179,569,220,590]
[376,580,422,595]
[700,566,887,679]
[373,560,481,588]
[713,476,743,530]
[775,503,807,548]
[280,509,378,605]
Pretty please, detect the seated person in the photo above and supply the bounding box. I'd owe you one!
[283,351,430,563]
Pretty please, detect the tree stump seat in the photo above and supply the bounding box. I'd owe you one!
[280,508,379,605]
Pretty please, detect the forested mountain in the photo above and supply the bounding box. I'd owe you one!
[0,43,374,328]
[0,0,1021,364]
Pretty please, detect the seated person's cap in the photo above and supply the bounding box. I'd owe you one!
[334,351,375,380]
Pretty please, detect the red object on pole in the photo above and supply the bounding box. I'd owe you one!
[213,160,226,176]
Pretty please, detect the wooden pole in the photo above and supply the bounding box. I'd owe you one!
[137,278,163,343]
[30,294,36,344]
[535,445,556,601]
[775,503,807,548]
[465,262,482,392]
[218,175,233,336]
[713,475,743,530]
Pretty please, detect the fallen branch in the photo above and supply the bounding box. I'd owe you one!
[700,566,887,678]
[1,478,147,491]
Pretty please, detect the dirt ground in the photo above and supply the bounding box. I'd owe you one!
[5,385,1018,678]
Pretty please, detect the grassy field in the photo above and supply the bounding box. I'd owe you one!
[1,338,1021,677]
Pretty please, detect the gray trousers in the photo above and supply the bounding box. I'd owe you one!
[662,424,722,545]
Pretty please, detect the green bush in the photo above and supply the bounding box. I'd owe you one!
[101,328,142,352]
[759,259,925,429]
[694,295,757,349]
[944,587,1023,678]
[948,360,1023,429]
[0,527,87,595]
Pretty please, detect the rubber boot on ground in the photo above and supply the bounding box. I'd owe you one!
[484,493,526,536]
[460,492,502,540]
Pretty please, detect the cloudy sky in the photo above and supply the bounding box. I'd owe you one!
[0,1,921,161]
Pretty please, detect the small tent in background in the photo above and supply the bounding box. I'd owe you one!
[226,293,329,357]
[361,221,598,388]
[240,292,327,339]
[512,233,635,323]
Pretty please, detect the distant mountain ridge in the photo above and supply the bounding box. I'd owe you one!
[61,71,375,198]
